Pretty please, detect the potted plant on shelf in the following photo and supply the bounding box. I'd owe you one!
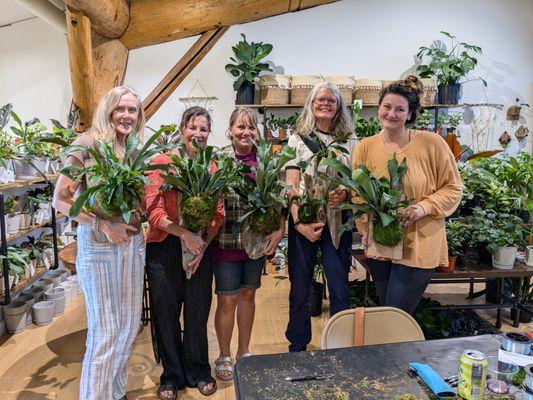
[9,110,55,179]
[438,219,470,273]
[61,130,171,227]
[0,104,16,182]
[470,208,529,269]
[161,143,244,277]
[237,140,295,259]
[416,31,486,104]
[38,114,80,172]
[446,114,462,134]
[4,197,21,235]
[225,34,273,104]
[412,109,433,131]
[326,154,410,259]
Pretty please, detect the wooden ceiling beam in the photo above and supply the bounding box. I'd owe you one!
[144,27,228,120]
[120,0,338,49]
[67,0,130,39]
[66,7,94,131]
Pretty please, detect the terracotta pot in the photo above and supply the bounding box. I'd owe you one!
[437,256,457,273]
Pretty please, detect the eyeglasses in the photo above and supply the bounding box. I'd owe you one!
[314,97,337,105]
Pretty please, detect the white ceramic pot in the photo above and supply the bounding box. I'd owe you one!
[12,157,49,179]
[21,287,44,302]
[46,271,62,288]
[44,287,65,316]
[6,214,21,234]
[4,300,27,334]
[16,294,35,325]
[32,301,55,326]
[19,213,30,230]
[492,246,517,270]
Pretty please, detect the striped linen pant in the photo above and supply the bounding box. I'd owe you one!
[76,225,145,400]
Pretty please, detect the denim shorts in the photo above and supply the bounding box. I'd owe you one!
[213,258,265,295]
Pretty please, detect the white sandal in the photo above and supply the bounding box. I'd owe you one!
[214,356,233,381]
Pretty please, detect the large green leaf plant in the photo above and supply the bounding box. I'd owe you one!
[324,154,410,246]
[161,142,244,233]
[416,31,486,87]
[225,34,273,91]
[61,130,172,223]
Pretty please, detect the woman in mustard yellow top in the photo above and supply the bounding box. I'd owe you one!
[352,75,462,314]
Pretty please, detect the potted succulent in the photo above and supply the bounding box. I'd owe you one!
[327,154,410,260]
[237,140,295,259]
[225,34,273,104]
[470,208,529,269]
[61,130,171,226]
[416,31,486,104]
[161,143,244,277]
[412,109,433,131]
[353,102,381,138]
[4,197,21,235]
[438,219,470,273]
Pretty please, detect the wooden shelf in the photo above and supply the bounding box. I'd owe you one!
[0,174,59,191]
[423,103,504,109]
[0,266,49,302]
[5,213,66,243]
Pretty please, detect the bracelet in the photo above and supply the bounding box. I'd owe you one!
[92,215,101,231]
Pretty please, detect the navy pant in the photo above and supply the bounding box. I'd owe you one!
[285,215,352,352]
[146,235,213,389]
[367,259,435,315]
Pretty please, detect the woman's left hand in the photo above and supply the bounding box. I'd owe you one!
[264,226,285,255]
[400,204,426,227]
[328,188,347,207]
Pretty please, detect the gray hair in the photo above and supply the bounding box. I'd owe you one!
[294,82,354,137]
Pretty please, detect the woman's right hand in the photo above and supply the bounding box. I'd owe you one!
[99,220,138,244]
[296,222,324,242]
[180,231,205,255]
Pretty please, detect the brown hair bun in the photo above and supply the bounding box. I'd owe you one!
[402,75,424,96]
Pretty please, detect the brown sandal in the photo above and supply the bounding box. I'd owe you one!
[157,383,178,400]
[197,376,217,396]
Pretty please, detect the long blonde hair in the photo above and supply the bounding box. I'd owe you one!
[295,82,353,137]
[88,86,146,145]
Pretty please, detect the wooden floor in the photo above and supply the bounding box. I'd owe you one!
[0,265,531,399]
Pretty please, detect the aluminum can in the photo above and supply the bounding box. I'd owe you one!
[458,349,488,400]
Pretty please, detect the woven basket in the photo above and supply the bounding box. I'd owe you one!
[381,80,394,89]
[290,75,322,105]
[325,75,355,105]
[420,78,437,107]
[354,79,382,106]
[259,75,291,105]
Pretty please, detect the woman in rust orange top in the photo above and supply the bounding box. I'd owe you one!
[145,106,223,399]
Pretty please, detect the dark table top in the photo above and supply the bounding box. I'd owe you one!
[234,335,504,400]
[354,251,533,279]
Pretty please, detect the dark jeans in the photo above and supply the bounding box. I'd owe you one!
[285,215,352,352]
[146,235,213,389]
[367,259,435,315]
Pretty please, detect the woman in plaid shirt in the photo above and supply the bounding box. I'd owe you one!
[211,107,285,382]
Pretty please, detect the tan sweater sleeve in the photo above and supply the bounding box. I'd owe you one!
[351,142,369,235]
[417,140,462,218]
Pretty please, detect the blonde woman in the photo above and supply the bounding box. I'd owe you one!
[53,86,146,400]
[284,82,356,352]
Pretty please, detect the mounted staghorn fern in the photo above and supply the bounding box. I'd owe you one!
[238,140,296,235]
[322,153,410,246]
[161,142,244,233]
[60,130,172,224]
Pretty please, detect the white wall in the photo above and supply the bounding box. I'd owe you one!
[0,17,71,126]
[1,0,532,152]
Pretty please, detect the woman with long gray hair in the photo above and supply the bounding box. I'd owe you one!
[284,82,356,352]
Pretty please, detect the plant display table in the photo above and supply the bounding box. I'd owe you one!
[234,334,503,399]
[355,250,533,328]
